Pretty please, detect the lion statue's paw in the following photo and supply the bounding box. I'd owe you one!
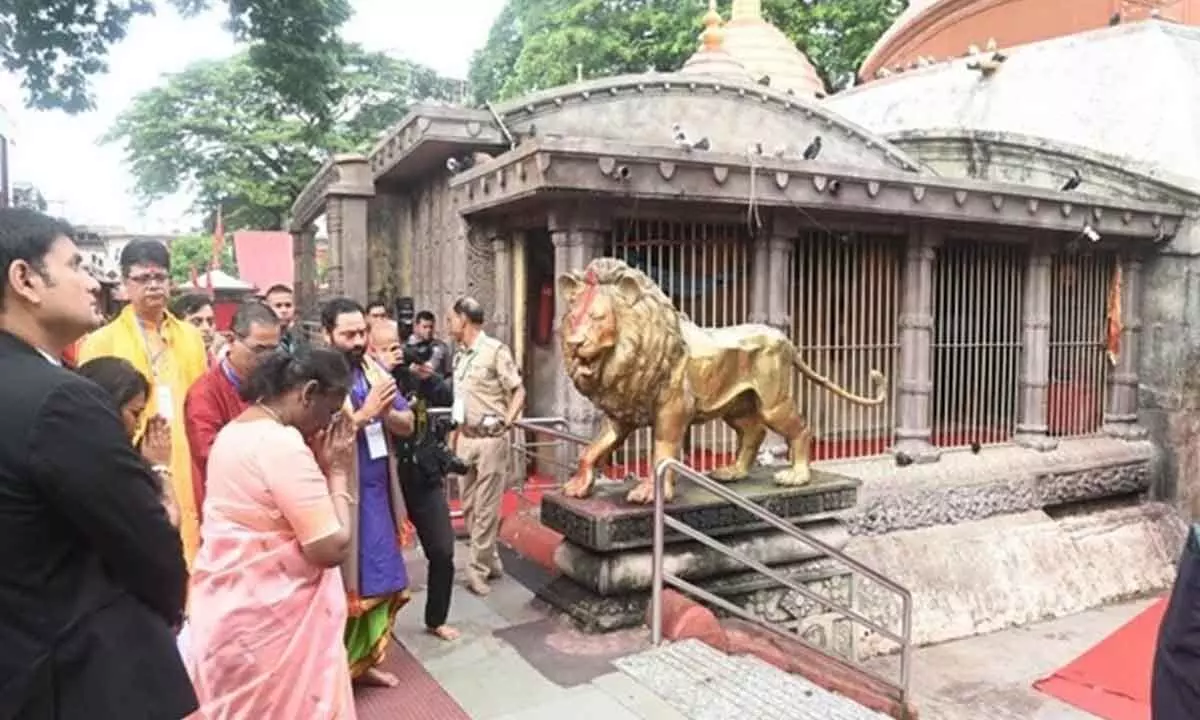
[625,480,672,505]
[709,466,748,483]
[562,474,595,498]
[772,466,811,486]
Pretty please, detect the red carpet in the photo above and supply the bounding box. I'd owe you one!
[354,640,469,720]
[1033,598,1166,720]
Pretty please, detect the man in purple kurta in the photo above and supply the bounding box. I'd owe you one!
[322,297,415,688]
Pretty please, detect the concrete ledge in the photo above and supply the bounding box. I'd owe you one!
[846,501,1185,653]
[822,437,1157,535]
[499,512,564,573]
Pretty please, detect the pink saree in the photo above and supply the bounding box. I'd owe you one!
[186,419,356,720]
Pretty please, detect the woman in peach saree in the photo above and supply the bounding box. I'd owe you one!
[187,348,359,719]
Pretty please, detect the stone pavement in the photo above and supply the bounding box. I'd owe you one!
[388,539,1153,719]
[865,596,1158,720]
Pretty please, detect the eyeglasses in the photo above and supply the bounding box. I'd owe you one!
[240,340,279,354]
[127,272,169,285]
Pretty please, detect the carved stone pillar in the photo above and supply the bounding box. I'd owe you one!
[891,225,941,463]
[550,208,609,441]
[511,230,528,370]
[1104,255,1148,439]
[323,155,375,303]
[291,225,318,322]
[750,216,794,333]
[491,230,514,348]
[1014,248,1057,450]
[749,233,770,325]
[753,217,795,459]
[766,232,794,335]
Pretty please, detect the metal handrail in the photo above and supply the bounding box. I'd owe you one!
[650,457,913,702]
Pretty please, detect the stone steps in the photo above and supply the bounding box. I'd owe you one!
[614,638,893,720]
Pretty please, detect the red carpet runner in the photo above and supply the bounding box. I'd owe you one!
[354,640,469,720]
[1033,598,1166,720]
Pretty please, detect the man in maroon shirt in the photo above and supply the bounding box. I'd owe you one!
[184,301,282,520]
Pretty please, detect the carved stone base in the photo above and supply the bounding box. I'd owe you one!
[1013,430,1060,451]
[518,551,855,647]
[889,437,941,464]
[553,520,850,595]
[1103,421,1150,440]
[540,466,859,552]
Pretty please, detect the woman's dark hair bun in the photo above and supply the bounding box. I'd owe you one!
[240,347,352,403]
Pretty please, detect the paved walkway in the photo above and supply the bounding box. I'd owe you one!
[371,539,1151,719]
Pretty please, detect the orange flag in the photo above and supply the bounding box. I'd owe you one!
[1105,262,1123,366]
[206,205,224,295]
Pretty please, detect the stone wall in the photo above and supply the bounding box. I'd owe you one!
[1141,218,1200,515]
[365,178,495,329]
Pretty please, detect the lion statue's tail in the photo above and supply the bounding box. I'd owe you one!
[792,350,888,406]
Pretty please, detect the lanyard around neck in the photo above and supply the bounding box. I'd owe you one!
[135,315,167,378]
[220,359,240,390]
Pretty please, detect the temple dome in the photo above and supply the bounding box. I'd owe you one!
[720,0,827,98]
[859,0,1200,82]
[830,20,1200,186]
[679,0,753,81]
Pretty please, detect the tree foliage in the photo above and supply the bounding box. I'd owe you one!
[104,45,461,231]
[0,0,351,119]
[468,0,907,103]
[11,183,48,212]
[168,232,237,284]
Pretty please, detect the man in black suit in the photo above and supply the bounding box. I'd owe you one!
[0,209,196,719]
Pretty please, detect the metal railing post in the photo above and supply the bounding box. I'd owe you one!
[651,461,667,646]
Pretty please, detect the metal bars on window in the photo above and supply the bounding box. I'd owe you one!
[930,240,1024,448]
[789,231,903,460]
[1048,251,1114,437]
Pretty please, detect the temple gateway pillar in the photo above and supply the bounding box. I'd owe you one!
[1014,247,1057,450]
[291,225,318,323]
[324,156,375,303]
[1104,254,1147,439]
[550,209,609,442]
[490,229,514,349]
[891,225,940,463]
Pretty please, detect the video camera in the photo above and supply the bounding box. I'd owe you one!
[407,397,470,478]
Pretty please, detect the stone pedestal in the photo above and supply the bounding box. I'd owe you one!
[526,467,860,636]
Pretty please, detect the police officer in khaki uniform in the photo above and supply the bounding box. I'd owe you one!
[448,297,525,596]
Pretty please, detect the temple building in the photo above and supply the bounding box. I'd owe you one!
[286,0,1198,688]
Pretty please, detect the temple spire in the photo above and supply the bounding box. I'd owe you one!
[700,0,724,50]
[730,0,763,22]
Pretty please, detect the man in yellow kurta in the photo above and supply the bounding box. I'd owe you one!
[79,240,208,566]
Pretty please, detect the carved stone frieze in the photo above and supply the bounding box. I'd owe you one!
[838,437,1157,535]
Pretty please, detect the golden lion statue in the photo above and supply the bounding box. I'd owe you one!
[558,257,888,505]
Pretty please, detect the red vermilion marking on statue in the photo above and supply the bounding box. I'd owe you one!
[568,269,600,333]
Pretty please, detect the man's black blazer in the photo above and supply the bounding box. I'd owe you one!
[0,330,196,719]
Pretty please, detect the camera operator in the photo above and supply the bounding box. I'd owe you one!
[367,318,460,642]
[404,310,453,382]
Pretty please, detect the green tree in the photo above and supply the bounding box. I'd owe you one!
[467,0,907,103]
[104,45,461,231]
[1,0,351,118]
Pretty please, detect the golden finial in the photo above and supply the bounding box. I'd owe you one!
[700,0,725,50]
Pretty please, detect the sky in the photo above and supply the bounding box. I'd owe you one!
[0,0,505,233]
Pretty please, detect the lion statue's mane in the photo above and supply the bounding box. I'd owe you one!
[562,258,688,428]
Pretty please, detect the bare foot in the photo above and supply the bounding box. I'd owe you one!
[426,625,460,642]
[359,667,399,687]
